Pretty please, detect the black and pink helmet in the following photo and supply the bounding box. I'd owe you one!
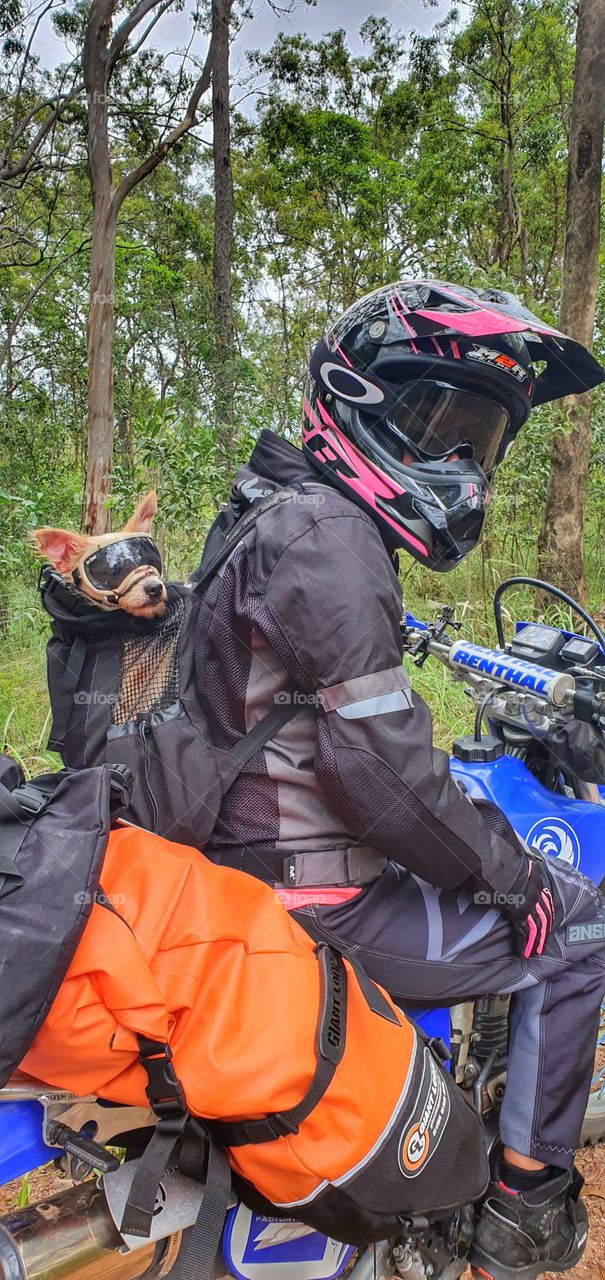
[302,280,605,571]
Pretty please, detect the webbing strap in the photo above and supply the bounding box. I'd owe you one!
[168,1135,231,1280]
[47,633,87,752]
[0,776,59,897]
[208,945,347,1147]
[120,1110,189,1238]
[189,486,301,596]
[120,1037,189,1237]
[121,1044,231,1280]
[343,951,400,1026]
[217,681,301,795]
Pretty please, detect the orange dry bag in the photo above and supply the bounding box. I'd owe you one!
[21,821,487,1246]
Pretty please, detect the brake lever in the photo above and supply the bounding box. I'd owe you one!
[407,605,462,668]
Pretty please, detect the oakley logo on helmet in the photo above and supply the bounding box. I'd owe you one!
[466,344,528,383]
[319,361,385,405]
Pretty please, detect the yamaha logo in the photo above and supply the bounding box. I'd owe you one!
[526,818,581,869]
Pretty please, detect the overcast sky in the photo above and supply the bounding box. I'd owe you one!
[36,1,450,94]
[234,0,449,55]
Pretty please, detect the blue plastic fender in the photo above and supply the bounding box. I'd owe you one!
[0,1100,61,1184]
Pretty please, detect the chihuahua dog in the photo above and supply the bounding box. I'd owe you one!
[33,492,168,619]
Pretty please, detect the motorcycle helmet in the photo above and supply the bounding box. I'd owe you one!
[302,280,605,570]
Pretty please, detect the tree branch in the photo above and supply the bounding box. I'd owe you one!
[113,25,218,212]
[107,0,171,77]
[119,0,174,62]
[0,237,91,367]
[0,77,83,182]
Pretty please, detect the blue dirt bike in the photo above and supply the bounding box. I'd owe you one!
[1,577,604,1280]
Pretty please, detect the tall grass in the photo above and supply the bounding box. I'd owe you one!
[0,584,57,775]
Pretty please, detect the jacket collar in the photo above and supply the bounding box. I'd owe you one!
[237,429,398,559]
[242,430,317,489]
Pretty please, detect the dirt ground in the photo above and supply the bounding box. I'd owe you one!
[1,1147,604,1278]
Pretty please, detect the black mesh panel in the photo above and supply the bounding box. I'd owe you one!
[113,596,184,724]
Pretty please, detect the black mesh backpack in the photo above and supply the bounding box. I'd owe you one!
[39,488,303,849]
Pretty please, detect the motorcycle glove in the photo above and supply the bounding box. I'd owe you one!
[507,849,557,959]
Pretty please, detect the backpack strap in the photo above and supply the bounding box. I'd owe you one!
[216,679,301,795]
[47,633,88,752]
[192,483,324,787]
[0,774,61,897]
[189,484,302,595]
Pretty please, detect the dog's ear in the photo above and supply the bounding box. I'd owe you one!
[31,528,90,574]
[124,490,157,535]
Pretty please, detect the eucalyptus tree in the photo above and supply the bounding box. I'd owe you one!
[538,0,605,601]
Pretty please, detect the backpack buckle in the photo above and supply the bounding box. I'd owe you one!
[138,1037,187,1117]
[15,783,51,816]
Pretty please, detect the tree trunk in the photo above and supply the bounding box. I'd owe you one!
[83,0,115,534]
[212,0,235,452]
[537,0,605,603]
[84,193,116,533]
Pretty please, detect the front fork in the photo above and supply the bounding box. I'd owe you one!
[451,997,509,1110]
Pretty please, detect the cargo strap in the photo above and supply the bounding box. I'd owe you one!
[170,1137,231,1280]
[209,944,347,1147]
[122,946,348,1238]
[120,1043,231,1280]
[121,944,398,1271]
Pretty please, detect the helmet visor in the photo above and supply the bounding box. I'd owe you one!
[83,537,162,591]
[386,381,510,473]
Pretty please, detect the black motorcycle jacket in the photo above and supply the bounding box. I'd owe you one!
[194,429,527,897]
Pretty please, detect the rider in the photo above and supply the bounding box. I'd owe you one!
[194,280,605,1280]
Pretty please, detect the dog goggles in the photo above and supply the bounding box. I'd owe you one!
[74,536,163,601]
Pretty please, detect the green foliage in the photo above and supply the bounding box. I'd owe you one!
[13,1173,31,1209]
[0,0,603,603]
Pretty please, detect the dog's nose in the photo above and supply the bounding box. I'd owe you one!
[144,579,164,599]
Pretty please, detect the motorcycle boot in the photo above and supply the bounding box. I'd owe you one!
[469,1165,588,1280]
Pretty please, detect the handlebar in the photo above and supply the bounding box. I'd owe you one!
[405,629,574,704]
[403,624,605,730]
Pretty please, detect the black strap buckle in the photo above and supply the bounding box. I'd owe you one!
[138,1037,187,1117]
[15,782,51,817]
